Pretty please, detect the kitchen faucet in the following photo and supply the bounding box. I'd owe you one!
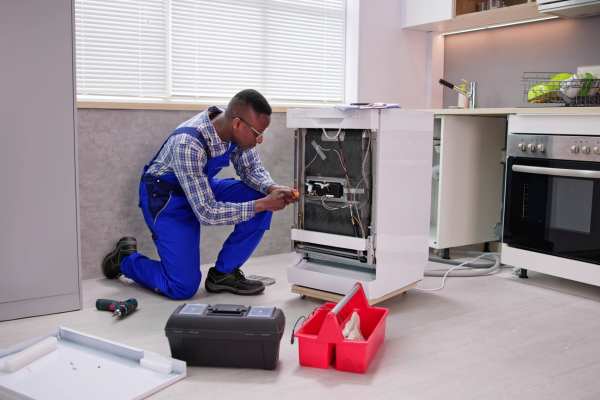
[439,79,477,109]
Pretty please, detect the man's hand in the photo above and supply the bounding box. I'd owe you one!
[255,189,287,212]
[267,185,299,205]
[255,185,300,212]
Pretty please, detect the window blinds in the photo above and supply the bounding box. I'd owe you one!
[75,0,168,98]
[75,0,346,105]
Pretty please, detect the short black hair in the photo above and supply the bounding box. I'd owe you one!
[226,89,272,118]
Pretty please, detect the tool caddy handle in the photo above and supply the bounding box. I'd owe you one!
[331,283,361,315]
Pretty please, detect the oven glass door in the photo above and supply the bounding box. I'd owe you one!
[504,157,600,265]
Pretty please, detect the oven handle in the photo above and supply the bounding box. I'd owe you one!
[512,164,600,179]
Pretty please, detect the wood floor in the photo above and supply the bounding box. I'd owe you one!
[2,252,600,400]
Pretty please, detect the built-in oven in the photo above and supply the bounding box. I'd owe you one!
[504,132,600,266]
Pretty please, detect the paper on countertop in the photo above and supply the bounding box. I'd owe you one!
[335,103,401,112]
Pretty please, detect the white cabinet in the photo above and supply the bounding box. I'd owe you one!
[0,0,80,321]
[430,116,506,249]
[402,0,454,28]
[402,0,545,33]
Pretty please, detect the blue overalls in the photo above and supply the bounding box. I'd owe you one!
[121,127,272,300]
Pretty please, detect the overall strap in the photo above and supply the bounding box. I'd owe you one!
[225,142,238,156]
[147,126,209,167]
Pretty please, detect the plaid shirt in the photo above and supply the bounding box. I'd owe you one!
[146,106,276,225]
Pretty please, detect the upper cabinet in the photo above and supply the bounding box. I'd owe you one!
[402,0,550,33]
[403,0,454,27]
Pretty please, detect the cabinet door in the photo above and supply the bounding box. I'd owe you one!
[402,0,454,28]
[432,116,506,249]
[0,0,80,320]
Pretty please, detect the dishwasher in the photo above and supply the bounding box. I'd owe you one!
[286,107,433,303]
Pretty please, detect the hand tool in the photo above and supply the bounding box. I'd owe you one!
[96,298,138,318]
[291,188,300,200]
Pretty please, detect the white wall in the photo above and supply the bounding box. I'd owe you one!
[357,0,442,108]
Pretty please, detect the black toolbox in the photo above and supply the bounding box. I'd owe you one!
[165,303,285,370]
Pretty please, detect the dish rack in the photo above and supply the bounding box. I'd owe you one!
[523,72,600,107]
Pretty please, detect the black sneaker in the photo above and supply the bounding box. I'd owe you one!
[205,267,265,295]
[101,236,137,279]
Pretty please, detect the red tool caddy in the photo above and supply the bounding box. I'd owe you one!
[293,283,388,373]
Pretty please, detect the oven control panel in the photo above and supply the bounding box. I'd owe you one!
[508,133,600,161]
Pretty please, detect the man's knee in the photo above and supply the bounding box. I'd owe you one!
[255,210,272,230]
[248,187,264,201]
[166,277,201,300]
[236,209,272,233]
[160,262,201,300]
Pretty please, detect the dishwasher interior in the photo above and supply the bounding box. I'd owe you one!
[293,127,375,270]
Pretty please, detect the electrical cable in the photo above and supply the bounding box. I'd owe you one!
[355,130,372,192]
[290,315,306,344]
[353,131,372,236]
[416,252,500,291]
[321,127,342,141]
[334,138,366,238]
[290,304,332,344]
[304,153,319,171]
[320,196,350,211]
[305,144,333,171]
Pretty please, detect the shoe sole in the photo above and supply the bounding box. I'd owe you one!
[205,280,265,295]
[102,239,137,279]
[101,248,120,279]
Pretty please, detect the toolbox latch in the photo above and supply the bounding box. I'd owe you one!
[207,304,248,316]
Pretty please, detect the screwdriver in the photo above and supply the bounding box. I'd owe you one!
[96,298,138,318]
[291,188,300,200]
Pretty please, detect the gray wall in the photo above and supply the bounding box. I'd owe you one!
[78,110,294,279]
[443,16,600,108]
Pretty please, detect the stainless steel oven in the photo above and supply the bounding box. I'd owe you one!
[502,114,600,286]
[504,132,600,265]
[500,116,600,287]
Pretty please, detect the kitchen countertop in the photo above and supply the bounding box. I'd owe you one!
[423,107,600,116]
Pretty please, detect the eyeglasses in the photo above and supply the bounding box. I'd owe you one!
[234,116,266,138]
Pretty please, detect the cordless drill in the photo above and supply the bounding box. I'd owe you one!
[96,298,138,318]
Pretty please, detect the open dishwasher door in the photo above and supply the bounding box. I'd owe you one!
[287,107,433,303]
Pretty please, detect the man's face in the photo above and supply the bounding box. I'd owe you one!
[232,111,270,150]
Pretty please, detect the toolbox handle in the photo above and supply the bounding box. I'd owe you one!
[331,283,361,315]
[207,304,248,316]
